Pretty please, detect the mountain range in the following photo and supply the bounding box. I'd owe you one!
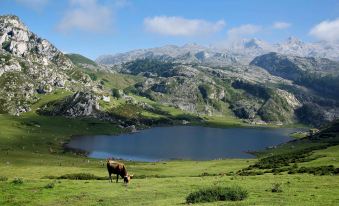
[96,37,339,66]
[1,15,339,126]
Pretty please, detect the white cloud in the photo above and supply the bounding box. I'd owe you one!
[144,16,225,36]
[227,24,262,41]
[57,0,114,33]
[15,0,49,11]
[273,21,291,29]
[310,18,339,42]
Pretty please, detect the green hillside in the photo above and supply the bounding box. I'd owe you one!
[66,53,98,66]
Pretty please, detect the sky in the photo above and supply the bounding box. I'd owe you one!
[1,0,339,59]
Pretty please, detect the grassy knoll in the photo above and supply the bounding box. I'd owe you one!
[0,93,338,205]
[1,166,338,205]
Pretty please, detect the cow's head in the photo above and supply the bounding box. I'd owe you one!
[123,174,134,183]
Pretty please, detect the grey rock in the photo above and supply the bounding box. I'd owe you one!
[40,92,100,117]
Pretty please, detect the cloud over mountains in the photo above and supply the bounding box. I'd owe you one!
[310,18,339,42]
[144,16,225,36]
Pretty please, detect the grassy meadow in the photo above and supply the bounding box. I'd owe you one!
[0,91,338,205]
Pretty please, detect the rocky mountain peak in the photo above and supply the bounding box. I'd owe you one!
[0,15,28,31]
[243,38,269,49]
[285,36,303,45]
[182,43,206,50]
[0,15,93,115]
[96,28,339,65]
[228,38,272,51]
[0,15,72,69]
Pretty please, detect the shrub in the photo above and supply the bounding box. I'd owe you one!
[237,169,264,176]
[271,183,283,193]
[112,88,121,99]
[186,186,248,204]
[250,145,327,170]
[295,165,339,175]
[44,182,55,189]
[0,176,8,181]
[42,175,57,179]
[88,73,97,81]
[198,84,213,100]
[56,173,106,180]
[199,172,217,177]
[12,177,23,185]
[2,40,11,50]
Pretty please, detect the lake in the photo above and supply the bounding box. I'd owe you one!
[67,126,300,162]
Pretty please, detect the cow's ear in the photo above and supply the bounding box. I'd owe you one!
[130,174,134,179]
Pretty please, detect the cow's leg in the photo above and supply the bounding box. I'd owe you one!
[108,172,112,183]
[116,174,119,183]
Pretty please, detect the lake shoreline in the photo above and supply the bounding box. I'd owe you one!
[66,125,300,162]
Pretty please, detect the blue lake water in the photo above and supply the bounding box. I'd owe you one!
[67,126,299,162]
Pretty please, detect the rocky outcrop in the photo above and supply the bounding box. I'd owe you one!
[249,54,339,124]
[0,15,72,69]
[0,15,94,115]
[0,72,35,115]
[39,92,100,117]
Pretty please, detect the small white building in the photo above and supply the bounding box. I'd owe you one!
[102,95,110,102]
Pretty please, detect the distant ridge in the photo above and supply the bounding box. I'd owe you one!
[96,37,339,65]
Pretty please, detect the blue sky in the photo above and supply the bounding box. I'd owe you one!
[1,0,339,59]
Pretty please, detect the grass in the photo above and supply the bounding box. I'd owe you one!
[0,92,339,205]
[290,132,309,139]
[200,115,244,128]
[1,172,338,205]
[79,67,143,91]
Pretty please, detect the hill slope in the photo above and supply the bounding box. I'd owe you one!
[112,57,338,126]
[66,53,97,66]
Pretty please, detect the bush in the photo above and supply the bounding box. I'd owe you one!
[198,84,213,100]
[112,88,121,99]
[56,173,106,180]
[251,145,326,170]
[12,177,23,185]
[44,182,55,189]
[88,73,97,81]
[237,169,264,176]
[2,40,11,50]
[271,183,283,193]
[42,175,57,179]
[295,165,339,175]
[199,172,217,177]
[186,186,248,204]
[0,176,8,181]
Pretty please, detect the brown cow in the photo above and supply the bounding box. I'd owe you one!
[106,160,133,183]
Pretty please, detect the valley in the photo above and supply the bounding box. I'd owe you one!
[0,13,338,206]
